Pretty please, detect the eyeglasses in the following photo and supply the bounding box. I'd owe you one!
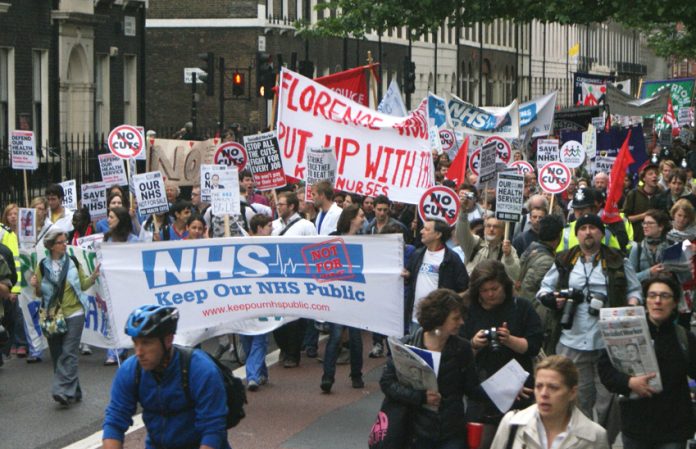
[642,221,657,226]
[646,292,674,301]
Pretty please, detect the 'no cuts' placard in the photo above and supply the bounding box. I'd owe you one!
[98,153,129,186]
[495,172,525,222]
[108,125,144,159]
[536,139,559,170]
[133,171,169,215]
[509,160,534,175]
[10,130,37,170]
[418,186,460,227]
[538,162,572,194]
[81,182,108,221]
[214,141,248,171]
[60,180,77,211]
[484,136,512,164]
[243,132,286,191]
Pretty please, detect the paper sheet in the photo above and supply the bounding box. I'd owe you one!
[480,359,529,413]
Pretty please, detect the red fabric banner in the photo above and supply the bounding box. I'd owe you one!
[445,137,469,186]
[602,130,633,224]
[315,65,376,106]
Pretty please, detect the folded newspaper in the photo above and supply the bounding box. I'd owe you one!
[387,337,439,411]
[599,306,663,397]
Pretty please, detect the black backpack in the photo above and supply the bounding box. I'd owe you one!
[135,346,247,429]
[0,243,17,287]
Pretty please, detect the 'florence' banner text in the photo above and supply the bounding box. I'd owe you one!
[276,68,434,204]
[99,235,405,346]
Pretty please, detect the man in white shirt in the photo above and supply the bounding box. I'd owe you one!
[311,181,343,236]
[272,191,317,367]
[45,184,74,233]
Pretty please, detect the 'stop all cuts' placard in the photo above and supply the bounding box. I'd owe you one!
[536,139,559,170]
[60,180,78,211]
[495,171,525,222]
[81,182,108,221]
[133,171,169,215]
[10,130,38,170]
[418,186,460,227]
[243,131,287,191]
[98,153,129,186]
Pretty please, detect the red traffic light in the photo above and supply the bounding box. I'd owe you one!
[233,72,244,85]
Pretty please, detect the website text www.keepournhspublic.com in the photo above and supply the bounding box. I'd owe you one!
[201,300,331,318]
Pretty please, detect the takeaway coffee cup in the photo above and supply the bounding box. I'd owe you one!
[467,422,484,449]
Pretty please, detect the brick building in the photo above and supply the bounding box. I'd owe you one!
[0,0,147,150]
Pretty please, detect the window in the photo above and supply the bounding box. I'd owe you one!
[0,48,8,147]
[123,55,137,125]
[95,54,110,137]
[32,49,49,148]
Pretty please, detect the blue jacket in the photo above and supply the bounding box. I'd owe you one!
[103,348,231,449]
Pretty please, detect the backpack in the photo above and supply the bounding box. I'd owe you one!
[0,243,17,287]
[135,346,247,429]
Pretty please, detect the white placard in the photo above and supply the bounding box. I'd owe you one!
[60,180,77,211]
[418,186,460,227]
[495,171,525,222]
[582,124,597,159]
[133,171,169,215]
[538,162,572,194]
[536,139,559,170]
[81,182,108,221]
[18,208,36,245]
[99,153,129,186]
[10,130,38,170]
[591,116,605,130]
[559,140,586,169]
[211,189,242,217]
[201,165,238,203]
[593,156,616,176]
[478,140,498,185]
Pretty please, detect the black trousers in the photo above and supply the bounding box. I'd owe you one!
[273,319,306,363]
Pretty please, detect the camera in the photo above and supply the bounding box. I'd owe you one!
[587,293,607,317]
[464,192,476,200]
[558,288,584,330]
[482,327,502,351]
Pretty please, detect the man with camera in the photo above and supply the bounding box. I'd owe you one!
[536,213,641,425]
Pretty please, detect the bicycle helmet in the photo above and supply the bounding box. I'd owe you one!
[125,305,179,338]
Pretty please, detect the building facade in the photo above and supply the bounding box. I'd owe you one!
[0,0,147,151]
[145,0,668,134]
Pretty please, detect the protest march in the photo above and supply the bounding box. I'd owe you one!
[2,64,696,449]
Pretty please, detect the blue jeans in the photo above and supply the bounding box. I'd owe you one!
[302,319,319,351]
[240,334,268,383]
[322,323,362,379]
[622,435,685,449]
[107,347,127,360]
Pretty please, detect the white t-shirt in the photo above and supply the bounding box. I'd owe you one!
[412,248,445,323]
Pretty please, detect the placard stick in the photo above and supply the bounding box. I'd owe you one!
[153,215,161,235]
[23,170,29,207]
[223,214,231,237]
[125,158,134,207]
[367,51,379,108]
[504,222,510,241]
[269,73,280,131]
[549,194,555,214]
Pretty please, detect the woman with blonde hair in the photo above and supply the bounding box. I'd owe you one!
[491,355,608,449]
[30,196,52,244]
[666,199,696,328]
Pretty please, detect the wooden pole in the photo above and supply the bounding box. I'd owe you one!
[223,215,231,237]
[549,193,555,214]
[504,222,510,240]
[367,51,379,108]
[269,73,280,131]
[22,170,29,207]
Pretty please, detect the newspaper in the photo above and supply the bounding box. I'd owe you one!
[599,307,662,397]
[387,337,439,411]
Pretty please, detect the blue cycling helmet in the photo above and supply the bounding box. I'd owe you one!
[125,305,179,338]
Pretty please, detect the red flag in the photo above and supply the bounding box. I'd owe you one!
[664,95,678,127]
[314,64,376,106]
[445,136,469,185]
[602,130,633,224]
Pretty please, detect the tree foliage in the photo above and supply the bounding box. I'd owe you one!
[299,0,696,60]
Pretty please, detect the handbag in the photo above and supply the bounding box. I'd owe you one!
[38,256,70,338]
[368,396,411,449]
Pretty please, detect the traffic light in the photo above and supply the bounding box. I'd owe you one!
[298,60,314,79]
[198,52,215,96]
[403,57,416,95]
[256,52,275,98]
[232,71,245,97]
